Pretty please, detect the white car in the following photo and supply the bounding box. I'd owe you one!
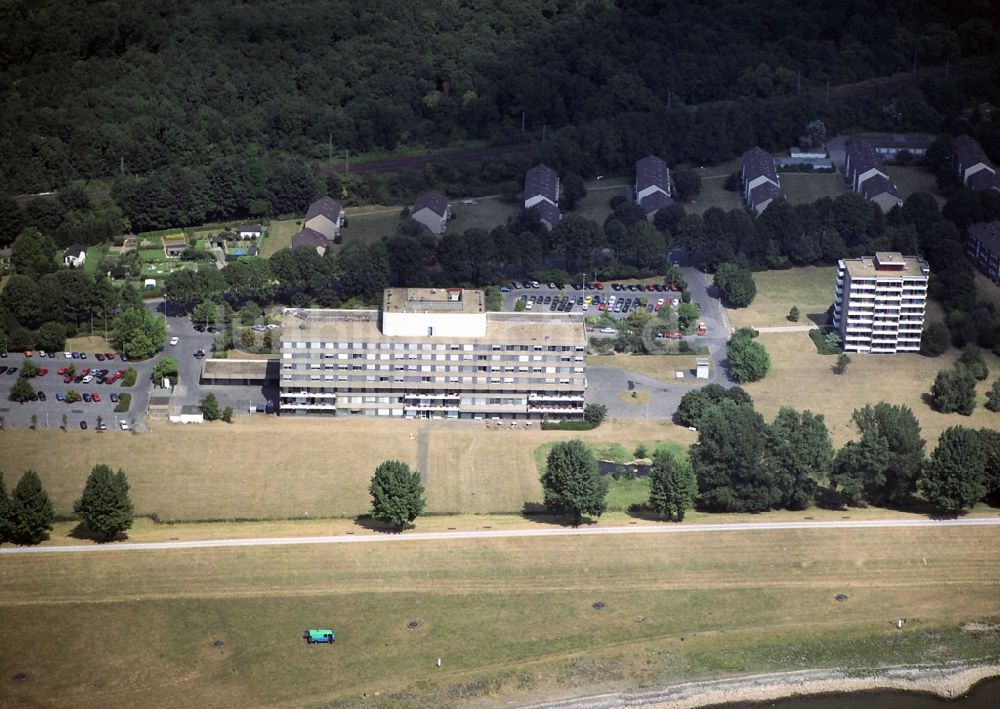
[64,351,72,358]
[169,336,179,346]
[81,374,93,383]
[119,420,129,431]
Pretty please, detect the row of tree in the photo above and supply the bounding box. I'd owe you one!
[0,465,133,545]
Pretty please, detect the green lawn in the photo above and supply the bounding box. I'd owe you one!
[685,175,743,214]
[571,178,630,224]
[448,196,520,234]
[779,172,846,205]
[727,266,838,329]
[80,243,109,275]
[342,207,402,245]
[887,165,941,203]
[259,219,300,257]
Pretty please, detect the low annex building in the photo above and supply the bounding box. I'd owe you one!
[290,196,345,254]
[953,134,1000,192]
[279,288,587,419]
[831,252,929,354]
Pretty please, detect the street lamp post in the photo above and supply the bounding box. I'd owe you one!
[580,272,587,290]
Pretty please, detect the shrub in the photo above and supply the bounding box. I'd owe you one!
[540,420,598,431]
[121,368,137,387]
[114,393,132,413]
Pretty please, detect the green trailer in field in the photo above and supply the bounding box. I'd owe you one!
[303,629,335,644]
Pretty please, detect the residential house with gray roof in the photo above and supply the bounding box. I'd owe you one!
[953,135,999,192]
[634,155,672,221]
[844,139,902,213]
[410,191,451,235]
[741,146,784,214]
[303,196,344,241]
[523,164,560,229]
[967,222,1000,283]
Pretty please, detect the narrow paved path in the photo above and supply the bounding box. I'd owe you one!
[753,325,815,333]
[2,517,997,556]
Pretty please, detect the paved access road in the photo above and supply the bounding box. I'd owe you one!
[4,517,998,556]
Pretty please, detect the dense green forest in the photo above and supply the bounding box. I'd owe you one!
[1,0,998,198]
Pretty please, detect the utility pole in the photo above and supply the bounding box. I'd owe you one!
[328,133,333,167]
[345,149,350,175]
[120,155,125,176]
[521,111,525,133]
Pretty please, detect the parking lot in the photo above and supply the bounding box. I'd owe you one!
[0,349,156,432]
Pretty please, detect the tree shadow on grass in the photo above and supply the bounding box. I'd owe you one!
[520,502,600,527]
[806,312,829,327]
[67,522,126,543]
[352,515,403,534]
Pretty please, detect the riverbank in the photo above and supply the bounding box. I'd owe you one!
[527,663,1000,708]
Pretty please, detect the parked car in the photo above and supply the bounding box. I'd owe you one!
[56,392,64,401]
[37,391,46,401]
[80,421,88,430]
[95,353,105,361]
[82,393,92,403]
[29,392,38,401]
[170,336,179,346]
[110,393,119,403]
[120,353,129,362]
[38,368,48,376]
[194,349,206,358]
[80,352,88,359]
[105,352,115,360]
[92,393,101,402]
[0,366,6,375]
[120,420,129,431]
[7,367,16,375]
[71,351,80,359]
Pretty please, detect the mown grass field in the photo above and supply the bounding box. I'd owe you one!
[779,172,846,205]
[745,331,1000,447]
[448,196,520,234]
[572,178,629,223]
[342,206,401,245]
[887,165,940,203]
[686,175,743,214]
[587,353,713,385]
[0,418,692,521]
[258,218,300,257]
[727,266,838,329]
[2,525,997,707]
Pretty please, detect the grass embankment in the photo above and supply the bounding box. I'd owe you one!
[1,525,997,707]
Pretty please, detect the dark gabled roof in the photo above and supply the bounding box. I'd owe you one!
[860,174,900,201]
[967,167,1000,192]
[64,244,86,258]
[531,201,561,226]
[741,146,778,182]
[635,155,669,193]
[845,139,885,177]
[305,196,343,223]
[748,181,785,205]
[524,164,558,202]
[968,222,1000,258]
[953,134,991,169]
[638,190,674,215]
[412,190,450,217]
[291,227,332,250]
[236,224,263,233]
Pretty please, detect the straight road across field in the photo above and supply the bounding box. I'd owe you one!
[4,516,998,555]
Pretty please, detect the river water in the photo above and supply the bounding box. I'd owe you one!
[708,676,1000,708]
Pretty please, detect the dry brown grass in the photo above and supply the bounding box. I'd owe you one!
[424,419,694,513]
[2,525,998,707]
[745,331,1000,446]
[63,335,113,353]
[0,416,419,520]
[589,353,711,385]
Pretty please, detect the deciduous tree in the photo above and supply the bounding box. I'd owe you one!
[73,464,134,540]
[10,377,34,403]
[726,328,770,383]
[930,365,977,415]
[648,449,697,521]
[713,262,756,307]
[919,426,986,513]
[369,460,426,530]
[200,393,221,421]
[8,470,54,544]
[768,408,832,509]
[541,440,608,524]
[112,307,166,360]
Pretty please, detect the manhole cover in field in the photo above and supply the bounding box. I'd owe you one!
[407,621,420,630]
[634,616,647,623]
[212,640,225,648]
[593,601,606,610]
[835,594,849,602]
[13,673,27,682]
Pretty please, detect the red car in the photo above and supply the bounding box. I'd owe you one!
[105,352,115,360]
[91,393,101,402]
[668,332,683,340]
[64,375,73,383]
[116,369,125,378]
[58,367,68,375]
[38,368,48,376]
[594,282,604,290]
[646,283,655,291]
[81,367,90,377]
